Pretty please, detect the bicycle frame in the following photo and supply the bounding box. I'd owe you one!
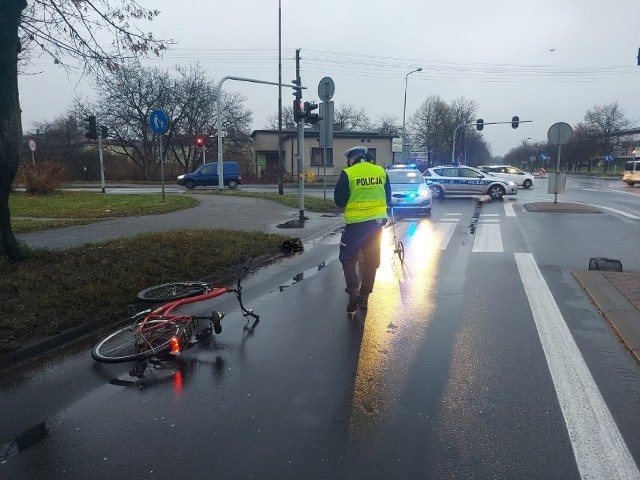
[135,286,232,355]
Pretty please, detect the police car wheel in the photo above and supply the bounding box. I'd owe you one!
[488,185,505,200]
[430,185,444,199]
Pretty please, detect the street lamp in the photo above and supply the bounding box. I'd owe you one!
[401,67,422,163]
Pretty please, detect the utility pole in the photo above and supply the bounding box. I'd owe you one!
[277,0,284,195]
[294,49,305,224]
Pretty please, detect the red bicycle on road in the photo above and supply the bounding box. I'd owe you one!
[91,262,259,373]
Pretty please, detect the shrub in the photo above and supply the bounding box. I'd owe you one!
[16,160,69,193]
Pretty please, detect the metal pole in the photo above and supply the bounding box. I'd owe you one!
[202,144,206,166]
[401,67,422,164]
[554,144,562,204]
[323,146,327,200]
[98,132,106,193]
[216,75,305,192]
[297,119,304,223]
[277,0,284,195]
[159,135,165,201]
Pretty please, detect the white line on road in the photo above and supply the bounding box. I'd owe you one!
[504,202,516,217]
[515,252,640,479]
[472,224,503,252]
[435,222,457,250]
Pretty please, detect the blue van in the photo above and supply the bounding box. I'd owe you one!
[177,161,242,189]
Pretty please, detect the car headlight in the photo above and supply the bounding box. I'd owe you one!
[507,181,516,186]
[177,175,184,180]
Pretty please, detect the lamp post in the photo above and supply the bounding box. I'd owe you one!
[400,67,422,163]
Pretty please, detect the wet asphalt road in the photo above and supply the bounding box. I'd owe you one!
[1,177,640,479]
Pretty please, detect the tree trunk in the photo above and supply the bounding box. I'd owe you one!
[0,0,27,261]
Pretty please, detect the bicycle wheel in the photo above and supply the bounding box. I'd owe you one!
[136,282,209,302]
[92,319,181,363]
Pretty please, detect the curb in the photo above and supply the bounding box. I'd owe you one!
[572,270,640,364]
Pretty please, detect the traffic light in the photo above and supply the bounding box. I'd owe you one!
[476,119,484,131]
[292,76,302,101]
[84,115,97,139]
[303,101,319,125]
[512,116,520,129]
[195,135,204,147]
[293,99,305,122]
[100,126,108,139]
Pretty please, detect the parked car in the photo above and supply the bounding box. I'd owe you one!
[385,165,432,215]
[477,165,534,189]
[423,165,518,200]
[177,161,241,189]
[623,159,640,186]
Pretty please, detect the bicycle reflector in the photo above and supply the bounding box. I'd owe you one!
[170,336,181,353]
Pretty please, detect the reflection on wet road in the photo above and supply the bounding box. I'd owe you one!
[348,216,439,446]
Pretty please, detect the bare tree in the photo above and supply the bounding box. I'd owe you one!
[80,64,252,179]
[582,102,632,170]
[409,96,478,166]
[333,104,371,131]
[1,1,168,261]
[372,114,401,136]
[265,106,295,130]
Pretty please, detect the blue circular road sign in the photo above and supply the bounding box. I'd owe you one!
[149,109,169,135]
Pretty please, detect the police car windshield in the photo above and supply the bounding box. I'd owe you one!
[387,170,424,184]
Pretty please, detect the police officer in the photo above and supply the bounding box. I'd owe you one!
[334,146,391,313]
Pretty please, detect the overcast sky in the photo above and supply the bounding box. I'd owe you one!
[18,0,640,157]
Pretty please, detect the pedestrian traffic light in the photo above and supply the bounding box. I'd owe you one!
[512,116,520,129]
[304,101,320,125]
[476,119,484,131]
[195,135,204,147]
[100,126,108,139]
[84,115,97,139]
[293,99,305,122]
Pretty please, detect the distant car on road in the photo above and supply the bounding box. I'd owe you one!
[386,165,432,215]
[423,165,518,200]
[623,159,640,186]
[177,161,241,190]
[477,165,534,189]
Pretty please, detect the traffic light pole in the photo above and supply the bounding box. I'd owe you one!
[216,75,305,191]
[451,119,532,165]
[98,128,106,193]
[294,49,305,225]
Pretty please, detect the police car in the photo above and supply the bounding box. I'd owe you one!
[423,165,518,200]
[386,165,432,215]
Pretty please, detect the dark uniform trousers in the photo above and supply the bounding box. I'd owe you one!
[339,219,385,296]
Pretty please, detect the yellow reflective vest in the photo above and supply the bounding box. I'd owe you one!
[343,162,388,224]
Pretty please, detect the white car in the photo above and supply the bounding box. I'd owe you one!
[477,165,534,189]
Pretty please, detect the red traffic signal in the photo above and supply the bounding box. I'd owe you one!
[195,136,205,146]
[293,99,305,122]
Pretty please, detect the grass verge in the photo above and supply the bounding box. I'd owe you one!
[0,229,289,358]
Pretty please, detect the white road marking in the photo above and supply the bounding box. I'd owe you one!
[504,202,516,217]
[435,222,457,250]
[472,224,503,252]
[515,253,640,480]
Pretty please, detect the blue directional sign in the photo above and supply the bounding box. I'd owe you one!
[605,154,614,162]
[149,109,169,135]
